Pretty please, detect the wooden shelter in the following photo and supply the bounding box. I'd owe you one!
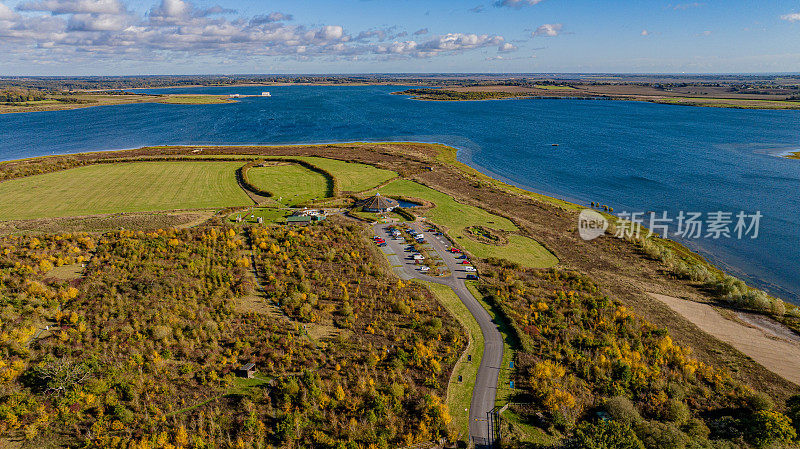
[359,193,399,212]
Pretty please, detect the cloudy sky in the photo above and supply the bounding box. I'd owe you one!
[0,0,799,75]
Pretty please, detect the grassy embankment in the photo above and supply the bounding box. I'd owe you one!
[232,156,398,223]
[0,161,252,220]
[178,154,398,193]
[292,156,397,192]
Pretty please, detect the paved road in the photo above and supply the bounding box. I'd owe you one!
[373,222,503,448]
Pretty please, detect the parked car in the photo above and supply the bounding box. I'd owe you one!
[461,260,470,265]
[465,266,477,272]
[466,274,479,280]
[449,248,461,253]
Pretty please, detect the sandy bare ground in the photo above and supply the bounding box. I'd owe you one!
[649,293,800,386]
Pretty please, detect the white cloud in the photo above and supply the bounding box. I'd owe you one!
[495,0,544,8]
[532,23,562,37]
[0,2,17,20]
[498,42,516,52]
[375,33,506,58]
[0,0,512,64]
[641,29,649,36]
[17,0,125,14]
[315,25,343,41]
[67,12,130,30]
[413,28,428,36]
[781,13,800,22]
[149,0,190,20]
[697,30,712,36]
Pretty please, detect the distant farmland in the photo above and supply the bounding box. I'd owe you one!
[0,161,252,220]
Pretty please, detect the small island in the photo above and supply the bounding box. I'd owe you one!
[0,88,236,114]
[395,84,800,109]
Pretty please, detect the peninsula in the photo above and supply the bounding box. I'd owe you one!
[1,142,798,448]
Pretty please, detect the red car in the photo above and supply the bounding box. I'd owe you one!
[449,248,461,253]
[461,260,470,265]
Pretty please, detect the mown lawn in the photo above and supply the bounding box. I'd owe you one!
[294,156,397,192]
[0,161,252,220]
[246,163,329,206]
[379,179,558,268]
[417,280,483,443]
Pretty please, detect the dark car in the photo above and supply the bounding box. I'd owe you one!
[466,274,479,280]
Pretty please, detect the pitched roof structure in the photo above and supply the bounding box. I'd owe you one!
[359,193,399,211]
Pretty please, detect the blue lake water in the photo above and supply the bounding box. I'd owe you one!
[1,85,799,302]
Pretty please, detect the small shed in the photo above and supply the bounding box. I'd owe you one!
[286,215,325,225]
[238,363,255,378]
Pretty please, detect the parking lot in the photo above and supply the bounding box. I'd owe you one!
[372,221,477,282]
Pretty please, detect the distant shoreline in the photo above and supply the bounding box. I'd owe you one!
[393,87,800,110]
[0,93,235,115]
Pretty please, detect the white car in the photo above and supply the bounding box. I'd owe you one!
[419,266,430,272]
[464,266,477,272]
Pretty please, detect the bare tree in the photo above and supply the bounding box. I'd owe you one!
[32,357,90,395]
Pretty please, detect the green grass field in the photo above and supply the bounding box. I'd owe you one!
[0,161,252,220]
[294,157,397,192]
[417,281,483,442]
[246,163,329,206]
[379,179,558,268]
[184,155,396,193]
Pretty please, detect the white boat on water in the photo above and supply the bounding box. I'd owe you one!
[261,92,271,97]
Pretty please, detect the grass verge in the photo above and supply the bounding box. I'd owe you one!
[417,280,483,443]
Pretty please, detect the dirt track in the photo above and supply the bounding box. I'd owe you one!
[649,293,800,386]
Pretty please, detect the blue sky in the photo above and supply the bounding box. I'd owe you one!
[0,0,798,75]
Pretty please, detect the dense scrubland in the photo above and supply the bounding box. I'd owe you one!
[478,258,800,449]
[0,222,462,448]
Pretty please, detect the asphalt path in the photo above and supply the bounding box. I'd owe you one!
[373,222,503,448]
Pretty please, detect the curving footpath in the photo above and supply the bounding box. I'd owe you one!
[373,222,503,448]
